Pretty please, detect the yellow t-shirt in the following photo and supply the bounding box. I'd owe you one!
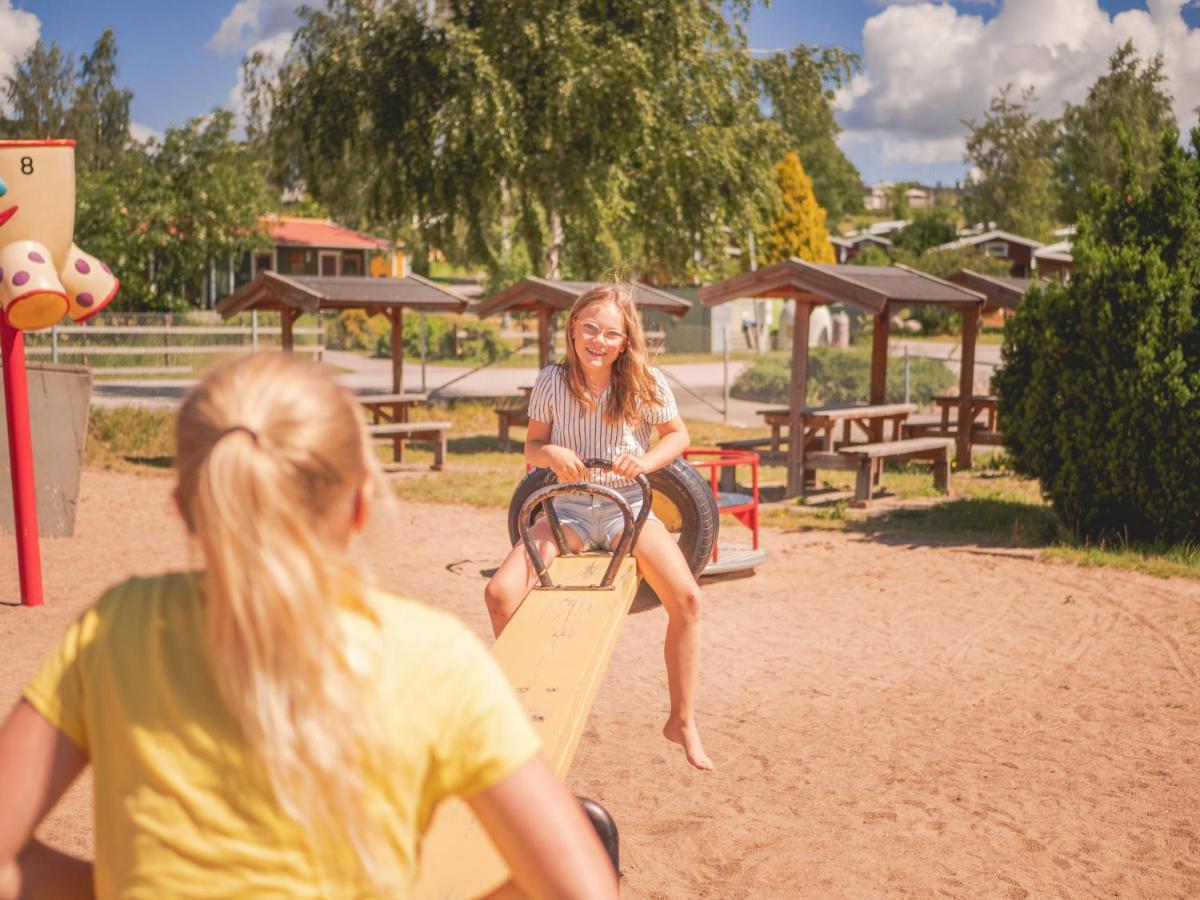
[23,572,540,899]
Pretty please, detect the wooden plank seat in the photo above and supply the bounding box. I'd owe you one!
[838,437,954,506]
[901,418,1004,446]
[366,421,451,469]
[493,396,530,451]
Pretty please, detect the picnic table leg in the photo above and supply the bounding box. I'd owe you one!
[432,430,447,471]
[770,423,780,454]
[498,412,510,452]
[854,459,873,504]
[933,449,950,493]
[393,402,405,463]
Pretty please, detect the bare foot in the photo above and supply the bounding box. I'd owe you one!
[663,717,714,771]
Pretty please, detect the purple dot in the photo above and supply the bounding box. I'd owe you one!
[12,271,29,286]
[27,250,44,264]
[76,292,95,308]
[101,262,111,274]
[74,258,91,275]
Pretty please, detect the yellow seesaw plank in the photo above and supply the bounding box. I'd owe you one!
[412,553,639,899]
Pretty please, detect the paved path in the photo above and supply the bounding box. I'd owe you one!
[89,341,997,422]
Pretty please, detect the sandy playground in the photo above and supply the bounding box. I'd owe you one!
[2,468,1200,898]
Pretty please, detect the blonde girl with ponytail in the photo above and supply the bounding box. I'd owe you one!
[0,352,616,899]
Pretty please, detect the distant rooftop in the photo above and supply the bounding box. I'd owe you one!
[261,215,392,252]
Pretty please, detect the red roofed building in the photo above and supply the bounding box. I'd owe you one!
[243,216,405,284]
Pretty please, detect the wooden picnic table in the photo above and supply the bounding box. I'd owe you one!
[756,402,918,454]
[933,394,998,434]
[358,392,429,462]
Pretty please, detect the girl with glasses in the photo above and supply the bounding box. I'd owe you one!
[484,284,712,771]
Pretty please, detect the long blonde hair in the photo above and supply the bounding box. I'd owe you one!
[562,283,661,424]
[174,352,392,886]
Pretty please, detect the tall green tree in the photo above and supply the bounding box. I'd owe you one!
[758,152,835,265]
[69,29,133,172]
[755,45,863,224]
[962,86,1058,240]
[1056,41,1176,223]
[995,130,1200,541]
[2,39,75,138]
[262,0,778,283]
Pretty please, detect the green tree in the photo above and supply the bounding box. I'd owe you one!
[758,152,835,265]
[68,30,133,172]
[892,209,957,255]
[755,45,863,223]
[2,39,75,138]
[888,183,911,220]
[1056,42,1176,223]
[76,112,272,310]
[261,1,779,283]
[995,130,1200,541]
[962,85,1058,239]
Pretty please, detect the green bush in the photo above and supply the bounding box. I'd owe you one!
[324,311,513,364]
[995,131,1200,542]
[731,346,956,406]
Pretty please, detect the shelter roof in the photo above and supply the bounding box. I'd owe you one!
[476,277,690,319]
[216,272,467,319]
[949,269,1037,310]
[935,229,1045,252]
[262,216,392,251]
[698,259,984,313]
[1033,240,1073,262]
[831,234,893,248]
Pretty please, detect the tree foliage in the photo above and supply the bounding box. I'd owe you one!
[891,209,957,255]
[1056,41,1177,223]
[758,152,834,265]
[755,45,863,223]
[995,130,1200,542]
[962,86,1058,239]
[259,1,861,284]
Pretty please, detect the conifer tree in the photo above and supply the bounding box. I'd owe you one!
[996,129,1200,542]
[758,152,835,266]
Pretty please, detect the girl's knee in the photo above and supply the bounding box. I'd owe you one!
[668,585,702,623]
[484,579,515,616]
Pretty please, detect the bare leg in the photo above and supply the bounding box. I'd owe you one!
[484,518,583,638]
[628,520,713,771]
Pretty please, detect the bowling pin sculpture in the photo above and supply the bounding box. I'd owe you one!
[0,140,118,331]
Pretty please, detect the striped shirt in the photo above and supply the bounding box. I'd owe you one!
[527,364,679,486]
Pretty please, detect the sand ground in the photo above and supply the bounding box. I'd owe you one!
[3,468,1199,898]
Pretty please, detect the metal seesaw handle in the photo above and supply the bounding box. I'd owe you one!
[518,458,652,590]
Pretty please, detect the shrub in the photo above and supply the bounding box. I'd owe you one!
[995,131,1200,542]
[731,346,956,406]
[324,310,514,364]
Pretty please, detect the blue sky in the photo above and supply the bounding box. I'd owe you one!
[8,1,1200,186]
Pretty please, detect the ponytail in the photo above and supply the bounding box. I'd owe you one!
[174,353,395,888]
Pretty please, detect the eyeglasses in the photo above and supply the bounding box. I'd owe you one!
[577,320,627,345]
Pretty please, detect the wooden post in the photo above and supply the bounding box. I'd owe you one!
[956,303,979,471]
[785,302,812,498]
[537,307,552,368]
[281,308,294,352]
[390,306,404,394]
[868,307,890,442]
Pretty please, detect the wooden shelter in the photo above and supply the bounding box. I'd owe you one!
[217,271,467,392]
[949,269,1035,311]
[475,278,691,367]
[699,260,985,496]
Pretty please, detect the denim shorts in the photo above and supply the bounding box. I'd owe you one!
[551,483,658,551]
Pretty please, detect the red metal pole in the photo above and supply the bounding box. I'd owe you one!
[1,316,44,607]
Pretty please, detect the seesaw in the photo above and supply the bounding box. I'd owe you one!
[413,459,716,898]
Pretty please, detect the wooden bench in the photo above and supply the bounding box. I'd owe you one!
[367,421,451,469]
[838,437,954,506]
[493,396,530,451]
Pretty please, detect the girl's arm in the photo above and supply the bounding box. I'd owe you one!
[0,701,92,900]
[613,415,689,479]
[524,419,589,482]
[468,755,618,900]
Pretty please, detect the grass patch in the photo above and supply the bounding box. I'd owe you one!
[85,402,1200,581]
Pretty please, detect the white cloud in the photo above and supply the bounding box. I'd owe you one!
[838,0,1200,167]
[0,0,40,110]
[208,0,303,54]
[128,121,162,145]
[223,30,293,125]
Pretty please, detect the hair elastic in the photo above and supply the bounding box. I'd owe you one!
[215,424,259,446]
